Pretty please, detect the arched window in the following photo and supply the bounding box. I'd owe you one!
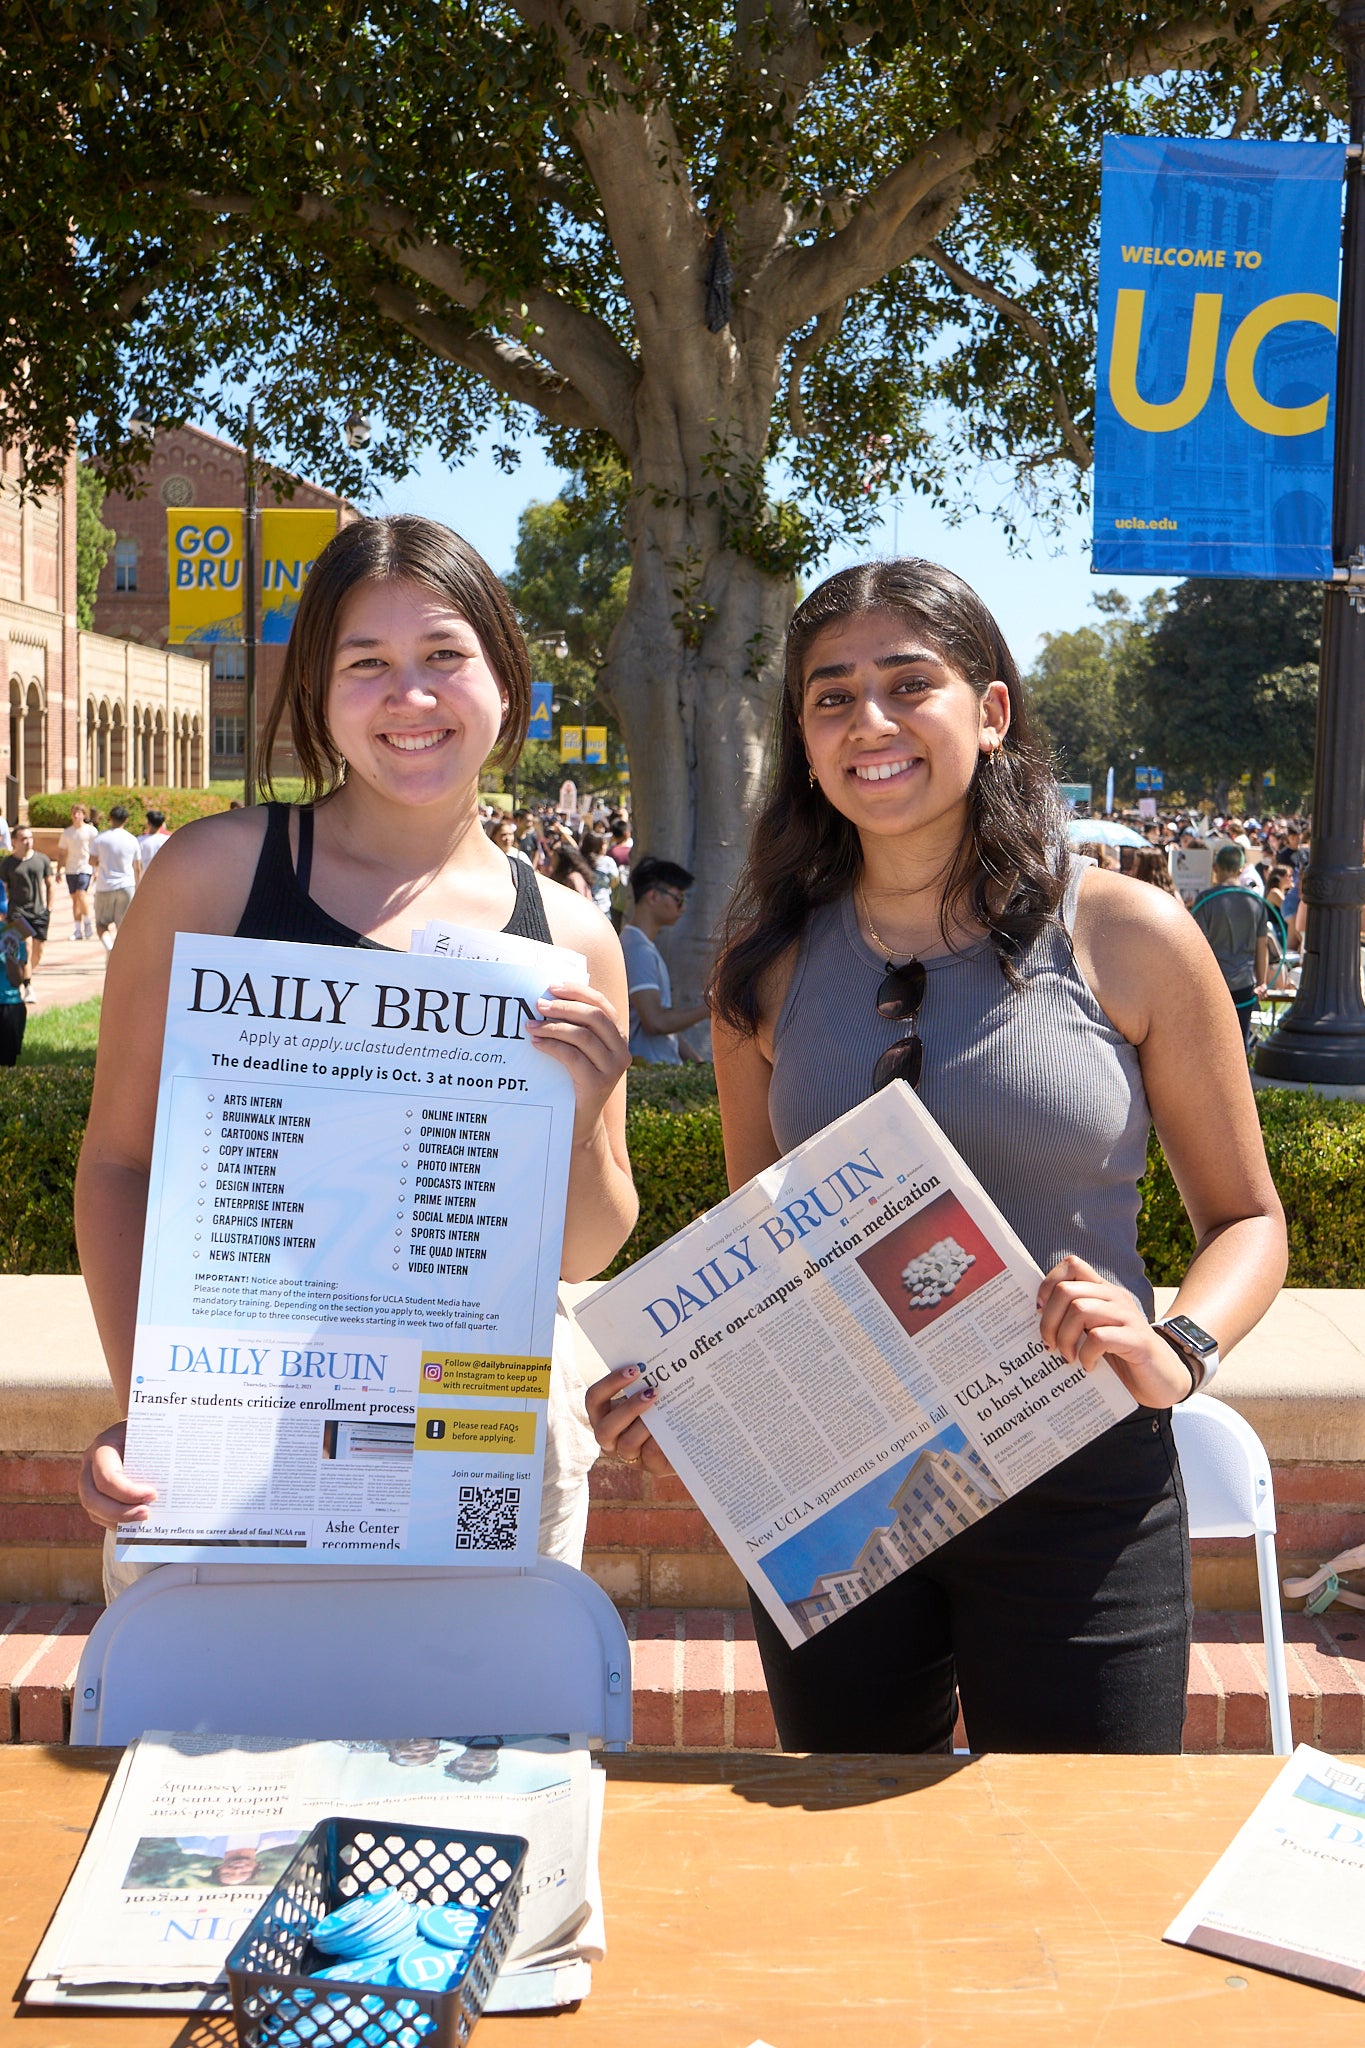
[24,681,45,800]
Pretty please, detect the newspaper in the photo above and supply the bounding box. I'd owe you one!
[575,1080,1135,1650]
[410,917,587,984]
[116,929,577,1568]
[1165,1745,1365,1996]
[25,1731,603,2014]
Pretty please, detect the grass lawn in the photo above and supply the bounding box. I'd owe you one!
[20,995,101,1065]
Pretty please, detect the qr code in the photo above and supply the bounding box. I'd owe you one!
[455,1484,521,1552]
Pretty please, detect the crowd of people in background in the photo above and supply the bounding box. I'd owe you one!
[476,796,706,1064]
[1076,808,1311,1048]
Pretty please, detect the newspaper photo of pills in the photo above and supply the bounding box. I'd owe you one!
[855,1189,1004,1336]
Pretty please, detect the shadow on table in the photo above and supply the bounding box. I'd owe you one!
[606,1750,980,1810]
[170,2020,237,2048]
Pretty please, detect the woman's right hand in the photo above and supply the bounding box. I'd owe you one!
[79,1422,158,1531]
[585,1365,676,1478]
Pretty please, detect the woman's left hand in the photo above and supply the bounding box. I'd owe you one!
[1037,1254,1193,1409]
[529,981,632,1140]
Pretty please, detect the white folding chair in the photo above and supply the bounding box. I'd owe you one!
[70,1559,632,1750]
[1171,1392,1293,1755]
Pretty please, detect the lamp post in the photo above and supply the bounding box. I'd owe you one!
[1253,0,1365,1094]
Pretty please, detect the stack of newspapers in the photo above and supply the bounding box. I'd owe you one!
[25,1731,604,2014]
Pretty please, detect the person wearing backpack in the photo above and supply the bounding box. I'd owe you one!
[1191,844,1273,1048]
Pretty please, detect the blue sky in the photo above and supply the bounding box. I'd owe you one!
[364,431,1172,670]
[762,1421,970,1607]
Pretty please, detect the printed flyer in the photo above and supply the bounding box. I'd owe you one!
[116,933,576,1567]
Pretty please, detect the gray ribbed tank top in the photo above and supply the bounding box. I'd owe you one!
[768,858,1153,1314]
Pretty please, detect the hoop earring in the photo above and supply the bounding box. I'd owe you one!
[808,765,819,788]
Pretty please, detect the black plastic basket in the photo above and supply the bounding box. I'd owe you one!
[225,1817,527,2048]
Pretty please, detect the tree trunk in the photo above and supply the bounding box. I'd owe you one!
[599,368,795,1008]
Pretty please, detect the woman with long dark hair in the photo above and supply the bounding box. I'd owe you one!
[589,559,1285,1754]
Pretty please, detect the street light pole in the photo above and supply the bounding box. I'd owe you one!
[242,401,258,808]
[1254,0,1365,1094]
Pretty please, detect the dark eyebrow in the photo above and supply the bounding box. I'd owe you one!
[336,628,470,651]
[803,648,946,687]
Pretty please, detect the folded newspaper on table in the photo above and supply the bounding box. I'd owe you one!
[574,1080,1136,1649]
[25,1732,603,2014]
[1166,1744,1365,1997]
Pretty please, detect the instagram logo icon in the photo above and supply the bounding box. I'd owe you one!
[422,1363,443,1383]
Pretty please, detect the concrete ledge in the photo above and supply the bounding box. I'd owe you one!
[1155,1285,1365,1463]
[1,1278,121,1455]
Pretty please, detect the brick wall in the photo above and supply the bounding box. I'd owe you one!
[91,424,352,779]
[4,1443,1364,1614]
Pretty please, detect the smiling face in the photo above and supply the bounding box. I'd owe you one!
[325,577,508,806]
[798,608,1009,845]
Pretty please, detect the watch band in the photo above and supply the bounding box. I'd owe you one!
[1152,1317,1219,1398]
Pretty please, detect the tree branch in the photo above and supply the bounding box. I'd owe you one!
[773,0,1292,333]
[786,299,846,437]
[504,0,709,348]
[926,241,1091,471]
[175,187,639,447]
[371,279,606,435]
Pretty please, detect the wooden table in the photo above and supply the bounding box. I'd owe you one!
[5,1747,1361,2048]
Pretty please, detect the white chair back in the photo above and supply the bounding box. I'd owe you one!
[1171,1392,1292,1756]
[1171,1391,1276,1538]
[71,1560,632,1749]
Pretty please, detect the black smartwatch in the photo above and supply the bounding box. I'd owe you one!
[1152,1314,1220,1398]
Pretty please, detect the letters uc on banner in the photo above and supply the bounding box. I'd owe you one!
[1093,136,1344,580]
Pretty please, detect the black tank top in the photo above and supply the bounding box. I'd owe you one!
[235,802,553,950]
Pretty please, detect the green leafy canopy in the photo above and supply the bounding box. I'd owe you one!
[0,0,1340,558]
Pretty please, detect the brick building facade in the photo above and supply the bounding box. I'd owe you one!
[3,449,208,824]
[92,425,351,780]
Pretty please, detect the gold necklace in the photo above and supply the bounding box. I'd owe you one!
[858,880,918,965]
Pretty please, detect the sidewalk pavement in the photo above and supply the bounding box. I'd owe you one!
[22,883,109,1017]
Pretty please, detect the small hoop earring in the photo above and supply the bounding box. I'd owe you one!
[808,765,819,788]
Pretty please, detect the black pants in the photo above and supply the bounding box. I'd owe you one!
[0,1003,25,1066]
[751,1408,1191,1755]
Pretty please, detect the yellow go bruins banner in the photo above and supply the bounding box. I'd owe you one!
[166,510,244,643]
[167,508,338,644]
[260,509,338,643]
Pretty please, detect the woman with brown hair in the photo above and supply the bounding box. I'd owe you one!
[1130,846,1178,896]
[589,559,1285,1755]
[76,515,637,1573]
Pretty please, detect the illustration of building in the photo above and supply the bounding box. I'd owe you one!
[92,425,352,780]
[791,1445,1001,1636]
[3,447,208,823]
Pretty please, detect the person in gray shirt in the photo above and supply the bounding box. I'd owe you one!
[1191,844,1272,1047]
[619,856,709,1062]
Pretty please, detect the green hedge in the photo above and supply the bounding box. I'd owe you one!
[27,782,307,831]
[0,1067,91,1272]
[8,1052,1365,1287]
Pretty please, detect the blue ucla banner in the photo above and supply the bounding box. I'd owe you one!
[529,680,553,740]
[1093,136,1344,579]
